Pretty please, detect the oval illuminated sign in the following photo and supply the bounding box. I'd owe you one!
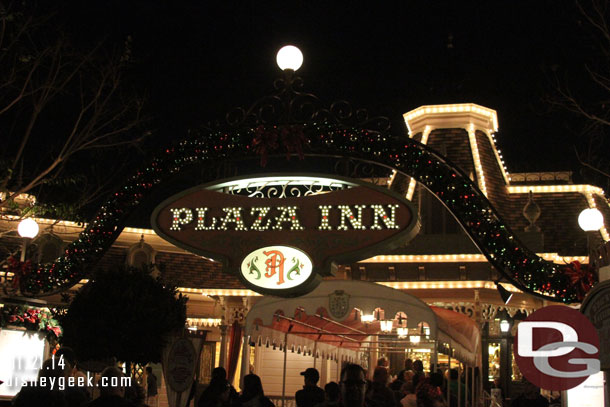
[151,174,420,296]
[240,246,315,296]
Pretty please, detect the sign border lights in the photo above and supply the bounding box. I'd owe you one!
[151,173,420,297]
[513,305,600,391]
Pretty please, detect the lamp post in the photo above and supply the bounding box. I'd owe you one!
[276,45,303,71]
[17,218,39,261]
[578,207,604,261]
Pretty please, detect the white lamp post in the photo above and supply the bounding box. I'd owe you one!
[578,208,604,232]
[17,218,39,261]
[276,45,303,71]
[500,320,510,333]
[579,208,604,262]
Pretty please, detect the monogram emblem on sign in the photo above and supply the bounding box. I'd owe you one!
[245,248,305,286]
[329,290,350,320]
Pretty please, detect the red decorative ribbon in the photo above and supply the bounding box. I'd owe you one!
[251,125,307,167]
[6,256,31,293]
[564,261,596,301]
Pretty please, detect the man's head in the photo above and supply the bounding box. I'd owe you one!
[372,366,388,384]
[324,381,340,402]
[376,357,388,368]
[55,347,77,377]
[146,366,153,375]
[38,358,69,386]
[340,364,367,407]
[212,366,228,380]
[522,379,541,399]
[300,367,320,385]
[99,366,126,397]
[413,359,424,372]
[404,358,413,371]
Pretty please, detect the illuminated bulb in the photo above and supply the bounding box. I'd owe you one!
[273,206,304,230]
[410,335,421,344]
[251,207,272,231]
[380,320,393,333]
[18,218,39,238]
[276,45,303,71]
[397,327,409,338]
[578,208,604,231]
[338,205,367,230]
[500,320,510,333]
[370,205,400,230]
[361,313,375,323]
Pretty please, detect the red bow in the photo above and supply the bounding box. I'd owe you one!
[6,256,31,293]
[564,261,596,301]
[251,125,307,167]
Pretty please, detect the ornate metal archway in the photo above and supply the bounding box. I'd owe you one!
[9,71,594,303]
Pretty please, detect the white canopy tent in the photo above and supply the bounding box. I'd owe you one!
[241,280,481,402]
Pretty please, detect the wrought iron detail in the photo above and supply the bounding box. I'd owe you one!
[480,304,534,320]
[432,302,535,321]
[206,176,356,198]
[224,71,390,132]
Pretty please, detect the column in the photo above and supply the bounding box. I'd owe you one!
[219,324,228,369]
[239,335,250,389]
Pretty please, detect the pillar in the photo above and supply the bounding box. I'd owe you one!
[219,324,228,369]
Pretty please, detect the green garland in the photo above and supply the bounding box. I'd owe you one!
[0,304,62,343]
[13,122,594,303]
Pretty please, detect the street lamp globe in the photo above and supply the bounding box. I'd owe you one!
[578,208,604,231]
[18,218,39,238]
[276,45,303,71]
[500,319,510,333]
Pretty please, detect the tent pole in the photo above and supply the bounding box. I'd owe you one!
[282,330,288,407]
[239,334,250,390]
[471,366,475,407]
[458,364,462,407]
[447,353,451,404]
[465,365,469,407]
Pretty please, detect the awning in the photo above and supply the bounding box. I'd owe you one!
[245,280,481,365]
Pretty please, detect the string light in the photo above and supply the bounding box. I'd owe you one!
[195,207,217,230]
[250,207,273,231]
[218,207,248,231]
[14,119,592,303]
[318,205,333,230]
[170,208,193,231]
[337,205,366,230]
[272,206,304,231]
[370,205,400,230]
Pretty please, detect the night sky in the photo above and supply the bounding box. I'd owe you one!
[58,1,601,178]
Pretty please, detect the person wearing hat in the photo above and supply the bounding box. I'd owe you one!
[295,368,325,407]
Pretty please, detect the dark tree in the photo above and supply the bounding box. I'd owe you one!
[546,0,610,191]
[60,267,187,369]
[0,1,147,218]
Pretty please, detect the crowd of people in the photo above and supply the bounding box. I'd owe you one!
[197,358,473,407]
[12,352,550,407]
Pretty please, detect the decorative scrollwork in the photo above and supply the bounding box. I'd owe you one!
[431,302,475,318]
[480,304,534,321]
[207,176,354,199]
[224,71,390,133]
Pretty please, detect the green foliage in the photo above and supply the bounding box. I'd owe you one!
[0,305,62,344]
[59,266,187,365]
